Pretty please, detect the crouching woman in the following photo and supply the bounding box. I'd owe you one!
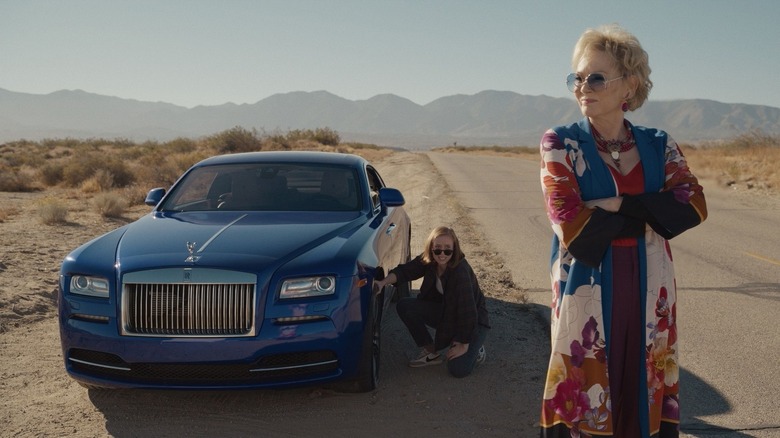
[374,226,490,377]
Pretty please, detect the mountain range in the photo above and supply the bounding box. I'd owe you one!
[2,88,779,148]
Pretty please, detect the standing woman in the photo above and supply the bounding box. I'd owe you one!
[374,226,489,378]
[538,25,707,437]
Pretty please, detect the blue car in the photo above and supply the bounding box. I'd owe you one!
[58,151,411,392]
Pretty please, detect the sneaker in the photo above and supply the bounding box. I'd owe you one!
[476,346,486,365]
[409,349,442,367]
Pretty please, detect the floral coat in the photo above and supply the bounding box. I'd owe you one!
[539,119,707,437]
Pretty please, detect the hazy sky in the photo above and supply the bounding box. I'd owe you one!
[3,0,779,109]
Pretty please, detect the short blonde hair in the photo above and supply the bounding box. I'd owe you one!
[420,226,464,267]
[572,24,653,111]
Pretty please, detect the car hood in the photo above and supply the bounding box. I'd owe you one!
[116,211,365,273]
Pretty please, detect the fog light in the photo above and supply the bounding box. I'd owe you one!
[72,314,110,323]
[274,315,328,324]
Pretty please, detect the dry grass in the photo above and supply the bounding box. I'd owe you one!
[37,198,68,224]
[681,131,780,191]
[0,164,38,192]
[1,128,777,211]
[0,128,393,220]
[122,184,154,207]
[93,192,128,218]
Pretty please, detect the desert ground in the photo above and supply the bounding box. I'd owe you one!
[0,151,551,437]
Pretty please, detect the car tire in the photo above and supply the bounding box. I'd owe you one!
[392,229,412,302]
[352,293,382,393]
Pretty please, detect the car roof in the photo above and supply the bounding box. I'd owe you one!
[194,151,368,168]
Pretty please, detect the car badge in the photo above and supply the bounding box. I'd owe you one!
[185,241,200,263]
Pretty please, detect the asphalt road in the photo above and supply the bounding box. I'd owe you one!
[427,151,780,437]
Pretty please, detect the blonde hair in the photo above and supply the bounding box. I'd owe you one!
[420,226,464,267]
[572,24,653,111]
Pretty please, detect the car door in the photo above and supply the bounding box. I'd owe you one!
[365,166,410,297]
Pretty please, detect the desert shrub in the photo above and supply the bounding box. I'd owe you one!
[62,154,135,188]
[172,151,208,173]
[115,140,156,161]
[0,164,35,192]
[676,131,779,191]
[2,139,38,149]
[123,184,152,207]
[39,162,65,186]
[103,158,135,187]
[165,137,198,153]
[282,129,305,143]
[136,147,165,167]
[61,152,107,187]
[206,126,262,154]
[284,128,341,146]
[80,178,101,194]
[311,127,340,146]
[726,130,778,150]
[93,192,127,217]
[134,154,186,188]
[106,138,136,149]
[62,158,93,187]
[38,198,68,224]
[3,149,46,168]
[0,140,50,170]
[81,169,115,193]
[42,138,88,150]
[265,131,291,150]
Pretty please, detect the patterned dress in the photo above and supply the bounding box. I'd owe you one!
[538,119,707,438]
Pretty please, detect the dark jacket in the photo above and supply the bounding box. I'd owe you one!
[391,255,490,351]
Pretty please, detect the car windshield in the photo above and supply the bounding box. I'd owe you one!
[159,163,362,212]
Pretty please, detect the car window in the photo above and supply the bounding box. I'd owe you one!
[365,166,385,210]
[160,163,362,212]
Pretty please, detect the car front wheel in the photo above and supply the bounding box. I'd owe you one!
[354,293,382,392]
[393,228,412,301]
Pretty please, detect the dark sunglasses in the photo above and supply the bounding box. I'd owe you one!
[566,73,624,92]
[432,249,453,256]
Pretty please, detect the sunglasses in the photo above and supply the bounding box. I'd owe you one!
[566,73,624,92]
[432,249,453,256]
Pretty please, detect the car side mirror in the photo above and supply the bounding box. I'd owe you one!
[144,188,166,207]
[378,187,405,207]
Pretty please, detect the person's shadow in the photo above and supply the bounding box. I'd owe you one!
[679,367,753,437]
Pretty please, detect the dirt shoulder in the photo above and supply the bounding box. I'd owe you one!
[0,151,549,437]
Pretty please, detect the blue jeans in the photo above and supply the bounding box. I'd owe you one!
[396,297,488,378]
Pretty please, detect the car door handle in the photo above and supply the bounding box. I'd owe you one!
[385,223,396,235]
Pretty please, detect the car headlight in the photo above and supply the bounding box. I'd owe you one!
[279,276,335,299]
[70,275,110,298]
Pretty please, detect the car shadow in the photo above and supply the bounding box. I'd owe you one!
[85,294,551,437]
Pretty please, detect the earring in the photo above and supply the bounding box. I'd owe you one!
[621,101,629,112]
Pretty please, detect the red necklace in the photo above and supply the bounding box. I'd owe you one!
[592,123,636,170]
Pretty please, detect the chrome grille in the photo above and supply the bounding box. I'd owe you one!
[123,282,255,337]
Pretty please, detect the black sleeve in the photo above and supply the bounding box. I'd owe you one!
[389,255,426,284]
[567,208,645,268]
[619,192,703,240]
[451,263,478,343]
